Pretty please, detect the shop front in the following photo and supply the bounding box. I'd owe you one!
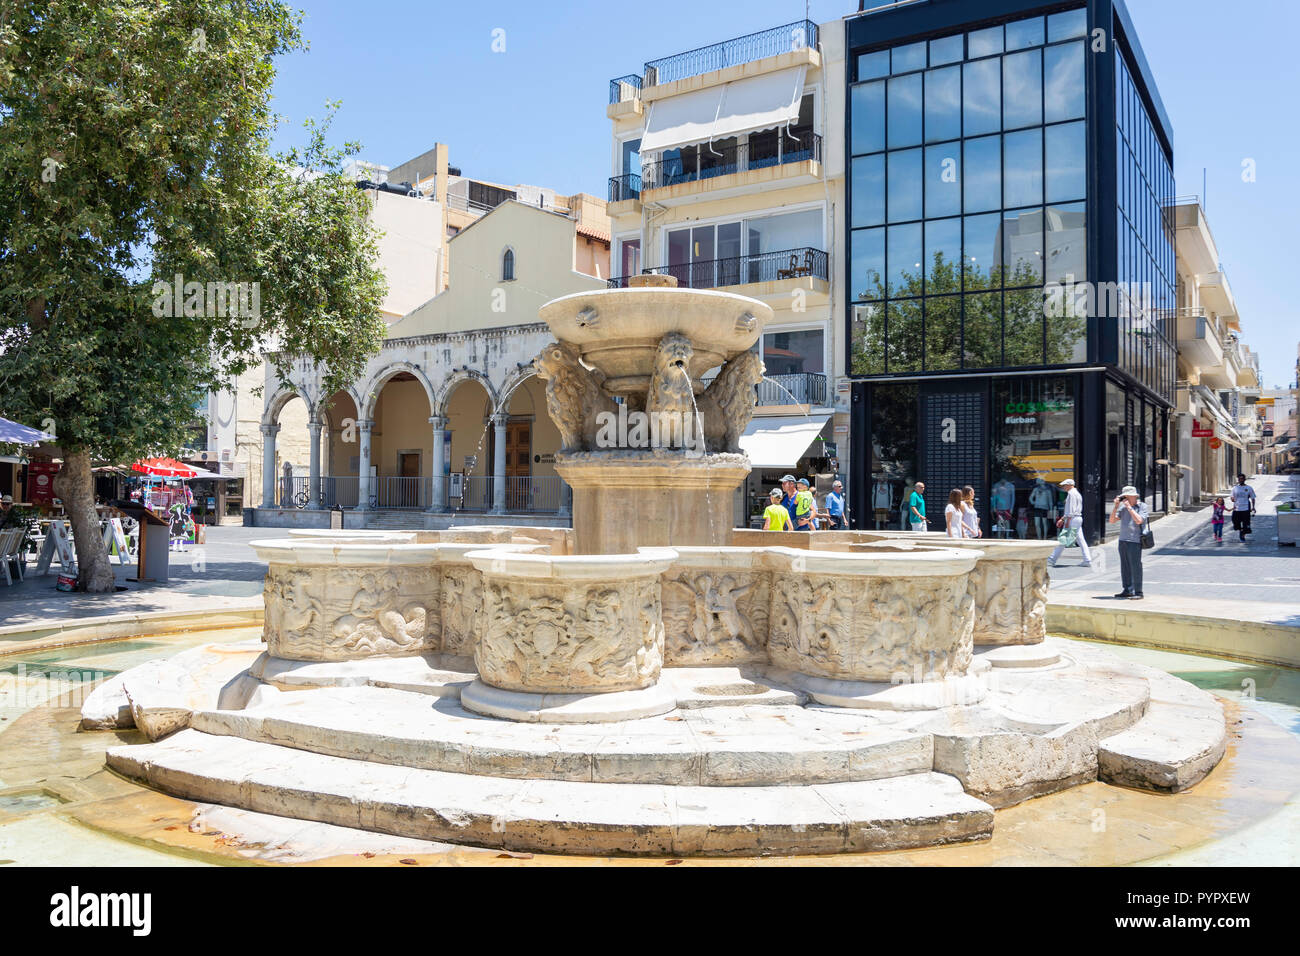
[850,370,1167,543]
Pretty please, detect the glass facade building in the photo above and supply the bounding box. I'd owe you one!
[846,0,1176,544]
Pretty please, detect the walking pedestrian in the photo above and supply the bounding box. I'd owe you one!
[763,488,792,531]
[1210,496,1226,543]
[825,480,846,530]
[908,481,929,531]
[1229,474,1256,542]
[1109,485,1149,599]
[944,488,965,538]
[1048,477,1092,567]
[960,485,981,538]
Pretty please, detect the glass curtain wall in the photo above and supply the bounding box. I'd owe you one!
[849,7,1090,376]
[1115,50,1176,404]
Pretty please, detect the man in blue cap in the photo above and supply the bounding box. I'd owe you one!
[780,475,798,527]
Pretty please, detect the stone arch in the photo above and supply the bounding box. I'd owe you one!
[262,386,305,428]
[359,361,438,421]
[495,364,540,418]
[434,368,499,419]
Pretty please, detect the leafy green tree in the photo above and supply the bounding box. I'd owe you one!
[0,1,386,591]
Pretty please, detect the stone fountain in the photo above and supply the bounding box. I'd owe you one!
[92,277,1229,858]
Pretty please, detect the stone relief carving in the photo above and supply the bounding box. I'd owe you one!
[694,350,765,454]
[767,573,973,682]
[475,577,663,693]
[440,567,484,657]
[263,564,439,662]
[662,571,767,664]
[533,340,617,453]
[1021,562,1050,645]
[970,561,1023,646]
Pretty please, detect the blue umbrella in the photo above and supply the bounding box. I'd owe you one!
[0,416,56,445]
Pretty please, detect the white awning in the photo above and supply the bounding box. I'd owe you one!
[739,413,831,469]
[640,66,807,154]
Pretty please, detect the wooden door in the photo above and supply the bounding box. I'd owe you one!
[506,421,530,509]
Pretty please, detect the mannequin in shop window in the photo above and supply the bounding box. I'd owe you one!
[1029,478,1055,540]
[991,474,1016,538]
[872,475,894,529]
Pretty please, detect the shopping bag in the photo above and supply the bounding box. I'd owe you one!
[1057,527,1077,548]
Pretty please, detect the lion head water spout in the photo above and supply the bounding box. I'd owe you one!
[535,274,772,555]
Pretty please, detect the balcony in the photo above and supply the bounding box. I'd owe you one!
[609,247,828,292]
[639,132,821,203]
[605,174,642,206]
[1175,308,1227,385]
[608,20,819,104]
[756,372,828,407]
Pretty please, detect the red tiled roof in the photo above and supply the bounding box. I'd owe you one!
[576,222,611,244]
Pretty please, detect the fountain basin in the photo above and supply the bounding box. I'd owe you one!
[538,287,771,396]
[465,546,678,695]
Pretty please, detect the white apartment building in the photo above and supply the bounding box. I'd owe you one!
[1172,198,1261,503]
[606,18,849,524]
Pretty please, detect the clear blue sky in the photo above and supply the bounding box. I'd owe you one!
[268,0,1300,388]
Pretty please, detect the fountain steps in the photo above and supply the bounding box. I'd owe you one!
[106,729,995,857]
[187,684,936,787]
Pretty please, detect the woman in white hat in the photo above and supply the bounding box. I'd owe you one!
[1048,478,1091,567]
[1108,485,1149,599]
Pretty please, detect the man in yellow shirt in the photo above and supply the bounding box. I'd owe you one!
[763,489,792,530]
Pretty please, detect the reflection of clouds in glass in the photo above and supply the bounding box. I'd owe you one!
[1002,50,1041,128]
[1045,42,1085,122]
[963,59,1000,136]
[887,74,923,148]
[1004,129,1043,207]
[851,81,885,155]
[887,222,922,296]
[1046,121,1086,202]
[925,66,961,142]
[851,155,885,227]
[851,227,884,300]
[887,148,922,222]
[963,135,1000,213]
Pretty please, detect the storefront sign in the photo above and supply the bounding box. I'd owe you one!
[1208,437,1223,449]
[1192,423,1214,438]
[27,460,59,504]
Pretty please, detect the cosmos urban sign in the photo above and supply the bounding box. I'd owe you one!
[1004,399,1073,425]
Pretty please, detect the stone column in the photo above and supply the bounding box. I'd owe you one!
[490,412,508,515]
[307,416,323,510]
[260,423,279,509]
[428,415,447,512]
[356,419,373,511]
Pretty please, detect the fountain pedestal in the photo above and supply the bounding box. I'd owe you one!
[557,452,749,555]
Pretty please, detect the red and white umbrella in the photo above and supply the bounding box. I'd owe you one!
[131,457,197,479]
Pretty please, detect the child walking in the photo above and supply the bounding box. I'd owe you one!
[1211,496,1226,543]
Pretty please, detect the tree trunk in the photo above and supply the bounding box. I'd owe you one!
[52,449,116,592]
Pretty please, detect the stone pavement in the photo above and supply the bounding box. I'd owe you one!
[0,526,268,630]
[1046,473,1300,615]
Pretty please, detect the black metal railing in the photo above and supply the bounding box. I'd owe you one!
[756,372,828,406]
[608,172,641,203]
[640,131,820,191]
[609,73,643,104]
[641,20,818,87]
[643,246,828,290]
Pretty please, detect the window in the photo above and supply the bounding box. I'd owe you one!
[502,248,515,281]
[761,327,825,375]
[848,11,1091,374]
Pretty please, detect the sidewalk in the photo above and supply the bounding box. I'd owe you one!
[1046,473,1300,666]
[0,527,267,646]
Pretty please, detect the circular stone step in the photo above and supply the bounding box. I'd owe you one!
[107,730,994,857]
[974,644,1063,669]
[189,685,934,786]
